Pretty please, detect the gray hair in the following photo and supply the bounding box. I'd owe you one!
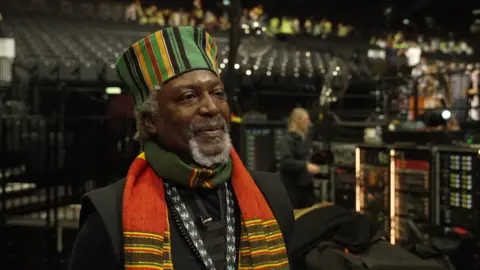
[134,91,159,143]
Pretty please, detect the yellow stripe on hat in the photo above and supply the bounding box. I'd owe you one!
[205,34,216,71]
[155,31,175,80]
[132,42,154,91]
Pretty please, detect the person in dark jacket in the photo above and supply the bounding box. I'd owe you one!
[69,26,293,270]
[279,108,320,209]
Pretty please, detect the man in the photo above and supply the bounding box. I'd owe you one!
[69,26,293,270]
[278,107,320,209]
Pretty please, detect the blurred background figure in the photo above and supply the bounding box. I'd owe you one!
[468,67,480,120]
[278,107,320,209]
[0,12,5,37]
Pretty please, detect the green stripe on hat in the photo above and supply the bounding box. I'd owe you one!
[166,28,186,72]
[172,27,192,70]
[193,27,214,71]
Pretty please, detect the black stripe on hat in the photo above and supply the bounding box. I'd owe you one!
[172,27,192,70]
[161,29,181,75]
[193,27,212,70]
[116,67,138,107]
[125,47,148,102]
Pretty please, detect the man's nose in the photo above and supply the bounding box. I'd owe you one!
[198,94,220,116]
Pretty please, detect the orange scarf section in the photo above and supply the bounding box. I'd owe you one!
[122,148,289,270]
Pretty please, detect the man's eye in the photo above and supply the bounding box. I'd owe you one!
[180,93,196,101]
[213,90,228,100]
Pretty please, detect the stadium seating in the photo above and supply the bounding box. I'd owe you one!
[6,15,372,91]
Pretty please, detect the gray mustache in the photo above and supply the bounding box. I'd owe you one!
[189,116,228,133]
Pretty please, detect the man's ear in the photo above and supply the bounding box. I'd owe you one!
[145,116,157,134]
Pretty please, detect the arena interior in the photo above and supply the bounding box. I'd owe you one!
[0,0,479,269]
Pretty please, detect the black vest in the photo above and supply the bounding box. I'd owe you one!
[173,185,232,269]
[79,170,294,270]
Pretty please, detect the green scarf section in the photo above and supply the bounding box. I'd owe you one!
[143,140,232,189]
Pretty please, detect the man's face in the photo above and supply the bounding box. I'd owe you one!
[152,70,231,166]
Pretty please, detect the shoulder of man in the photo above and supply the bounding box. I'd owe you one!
[248,170,295,243]
[79,178,125,226]
[79,178,126,254]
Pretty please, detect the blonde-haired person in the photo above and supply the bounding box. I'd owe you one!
[278,107,321,209]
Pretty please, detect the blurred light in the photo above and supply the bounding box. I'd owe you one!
[220,63,226,69]
[306,52,311,57]
[245,29,250,34]
[266,71,272,76]
[384,8,392,16]
[253,21,259,28]
[241,24,248,29]
[223,58,228,64]
[442,110,452,120]
[261,27,267,31]
[335,66,340,71]
[256,30,262,35]
[105,86,121,95]
[253,65,259,70]
[333,71,338,76]
[403,18,410,25]
[246,69,252,76]
[234,64,240,69]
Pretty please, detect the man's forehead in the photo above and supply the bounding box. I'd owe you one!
[165,70,223,89]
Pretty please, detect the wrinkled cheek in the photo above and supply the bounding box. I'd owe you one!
[164,120,191,147]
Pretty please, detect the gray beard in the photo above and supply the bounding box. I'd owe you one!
[188,132,232,167]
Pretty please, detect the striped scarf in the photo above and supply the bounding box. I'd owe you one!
[122,148,290,269]
[142,140,232,189]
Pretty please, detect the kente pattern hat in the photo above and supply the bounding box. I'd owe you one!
[116,26,219,106]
